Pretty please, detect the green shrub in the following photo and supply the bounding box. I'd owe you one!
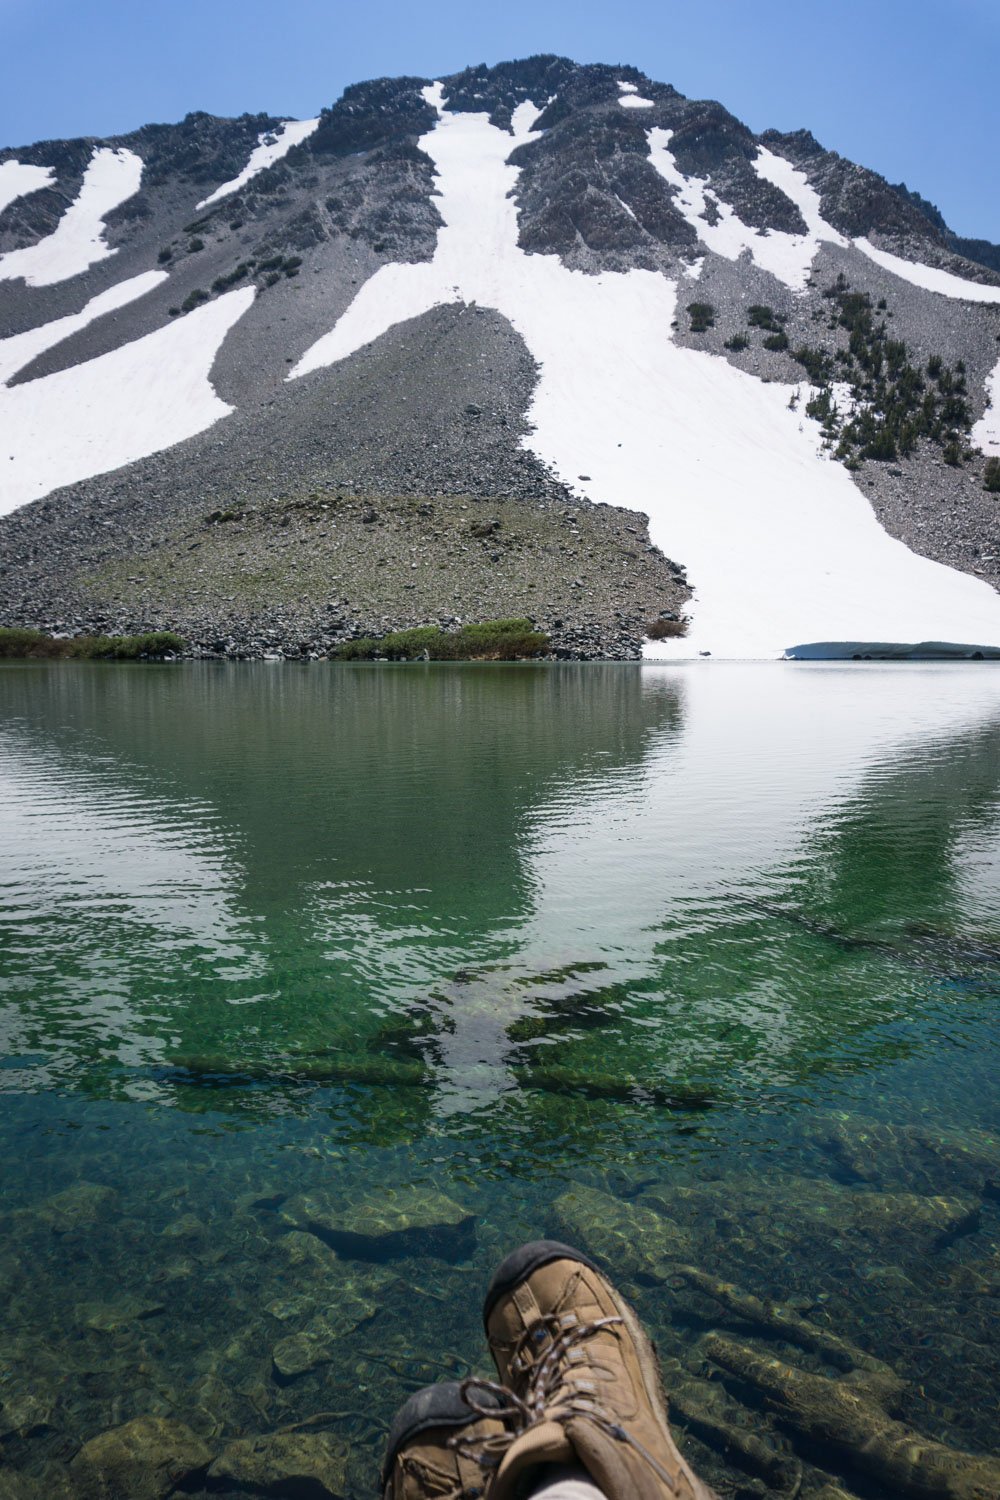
[792,281,973,466]
[452,619,547,659]
[763,331,789,352]
[724,333,749,352]
[76,631,185,660]
[376,626,443,660]
[0,627,63,659]
[211,262,250,293]
[687,302,715,333]
[748,304,785,332]
[187,237,205,253]
[181,288,210,314]
[0,629,184,661]
[332,618,549,662]
[334,637,381,660]
[157,247,172,263]
[985,458,1000,493]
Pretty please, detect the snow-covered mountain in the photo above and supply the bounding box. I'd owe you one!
[2,56,999,659]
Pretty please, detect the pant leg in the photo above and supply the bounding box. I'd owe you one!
[526,1464,606,1500]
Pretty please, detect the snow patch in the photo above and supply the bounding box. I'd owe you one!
[620,94,654,109]
[0,270,168,386]
[290,90,1000,659]
[0,286,254,516]
[649,131,820,292]
[0,148,143,287]
[752,147,848,250]
[854,237,1000,303]
[0,160,55,214]
[972,355,1000,456]
[196,118,321,209]
[753,148,1000,305]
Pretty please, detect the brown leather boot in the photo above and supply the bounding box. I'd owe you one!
[478,1239,717,1500]
[381,1381,508,1500]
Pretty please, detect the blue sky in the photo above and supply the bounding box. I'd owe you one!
[2,0,998,240]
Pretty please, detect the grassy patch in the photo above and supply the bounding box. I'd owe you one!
[333,618,549,661]
[0,628,185,661]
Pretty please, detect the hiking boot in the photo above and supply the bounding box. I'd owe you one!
[381,1380,508,1500]
[479,1239,717,1500]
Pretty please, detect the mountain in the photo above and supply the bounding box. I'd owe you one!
[1,55,999,659]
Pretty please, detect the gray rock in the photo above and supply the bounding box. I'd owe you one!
[280,1183,476,1260]
[208,1431,347,1498]
[70,1416,213,1500]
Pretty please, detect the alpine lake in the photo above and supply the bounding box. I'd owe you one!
[1,661,999,1500]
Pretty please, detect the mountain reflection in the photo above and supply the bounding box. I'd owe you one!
[1,662,999,1127]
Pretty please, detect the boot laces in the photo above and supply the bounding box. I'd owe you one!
[449,1313,679,1493]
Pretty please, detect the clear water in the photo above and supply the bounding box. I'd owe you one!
[1,662,998,1498]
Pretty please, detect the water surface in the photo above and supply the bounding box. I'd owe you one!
[1,663,998,1497]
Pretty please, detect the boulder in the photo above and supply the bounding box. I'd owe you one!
[823,1119,1000,1200]
[551,1182,693,1281]
[271,1289,375,1382]
[33,1183,116,1232]
[75,1297,165,1333]
[70,1416,213,1500]
[280,1185,475,1260]
[638,1175,979,1256]
[208,1431,347,1498]
[274,1230,341,1278]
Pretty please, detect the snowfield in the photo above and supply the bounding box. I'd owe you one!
[972,356,1000,456]
[0,287,254,516]
[196,118,321,209]
[291,86,1000,659]
[0,271,168,386]
[0,160,55,214]
[0,148,143,288]
[854,238,1000,303]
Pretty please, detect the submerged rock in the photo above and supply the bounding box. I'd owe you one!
[280,1184,476,1260]
[0,1470,67,1500]
[551,1182,694,1280]
[75,1296,165,1333]
[639,1175,979,1255]
[703,1333,1000,1500]
[274,1229,342,1278]
[823,1119,1000,1200]
[31,1183,117,1232]
[208,1431,347,1498]
[272,1292,376,1382]
[0,1392,56,1442]
[70,1416,213,1500]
